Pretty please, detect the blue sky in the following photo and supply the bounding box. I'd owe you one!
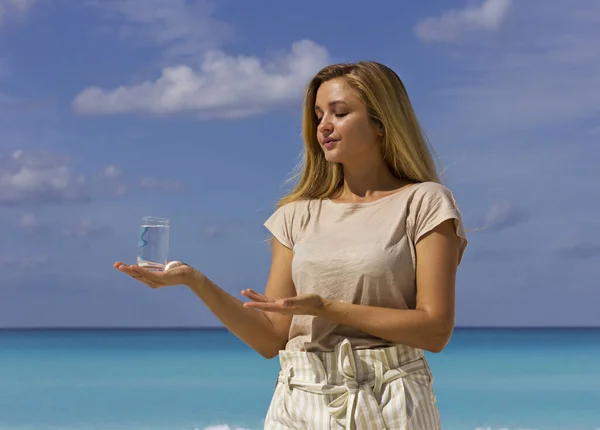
[0,0,598,328]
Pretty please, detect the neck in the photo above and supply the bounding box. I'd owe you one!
[337,157,406,199]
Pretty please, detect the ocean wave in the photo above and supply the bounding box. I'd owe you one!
[1,425,599,430]
[199,426,252,430]
[472,427,600,430]
[0,425,255,430]
[474,427,539,430]
[1,424,599,430]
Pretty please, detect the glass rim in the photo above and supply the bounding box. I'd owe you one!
[142,216,170,224]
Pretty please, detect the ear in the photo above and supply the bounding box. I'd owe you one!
[370,116,385,137]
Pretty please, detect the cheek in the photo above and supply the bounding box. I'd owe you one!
[343,123,379,153]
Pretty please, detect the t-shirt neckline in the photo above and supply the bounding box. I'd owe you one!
[323,182,420,207]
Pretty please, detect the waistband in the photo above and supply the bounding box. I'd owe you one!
[276,338,429,430]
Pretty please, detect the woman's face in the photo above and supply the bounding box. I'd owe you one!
[314,78,381,164]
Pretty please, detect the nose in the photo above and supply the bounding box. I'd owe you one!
[317,115,333,135]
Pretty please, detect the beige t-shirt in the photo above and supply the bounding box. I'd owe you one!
[264,181,468,353]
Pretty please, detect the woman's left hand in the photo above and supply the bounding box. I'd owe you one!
[241,289,327,316]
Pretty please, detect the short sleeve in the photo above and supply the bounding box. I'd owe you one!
[264,203,295,249]
[408,182,468,264]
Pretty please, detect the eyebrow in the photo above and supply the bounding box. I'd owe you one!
[314,100,347,111]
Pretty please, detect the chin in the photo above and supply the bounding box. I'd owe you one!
[323,148,344,164]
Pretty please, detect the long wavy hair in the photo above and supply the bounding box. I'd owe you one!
[278,61,441,208]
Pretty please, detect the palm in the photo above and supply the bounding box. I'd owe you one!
[241,289,325,316]
[114,260,194,288]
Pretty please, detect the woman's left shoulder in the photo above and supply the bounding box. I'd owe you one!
[409,181,457,200]
[406,181,468,256]
[403,181,462,214]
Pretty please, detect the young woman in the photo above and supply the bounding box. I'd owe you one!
[115,61,468,429]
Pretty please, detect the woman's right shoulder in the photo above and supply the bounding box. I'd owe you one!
[263,198,318,249]
[272,196,323,214]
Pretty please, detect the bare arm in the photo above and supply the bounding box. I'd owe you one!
[243,218,464,353]
[316,219,462,352]
[115,237,296,359]
[183,237,295,359]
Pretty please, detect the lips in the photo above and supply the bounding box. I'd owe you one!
[323,138,338,149]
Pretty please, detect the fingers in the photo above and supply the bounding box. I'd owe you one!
[115,264,138,277]
[115,263,149,278]
[114,262,162,289]
[243,301,282,311]
[241,289,272,303]
[243,300,299,313]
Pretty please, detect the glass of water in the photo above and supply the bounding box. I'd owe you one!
[137,216,170,271]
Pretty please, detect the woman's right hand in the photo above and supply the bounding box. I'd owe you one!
[113,260,199,289]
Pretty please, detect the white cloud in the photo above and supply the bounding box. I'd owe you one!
[428,2,600,136]
[72,39,330,119]
[79,1,330,118]
[102,164,121,179]
[89,0,233,62]
[0,253,48,269]
[0,0,33,25]
[481,202,529,232]
[0,149,87,204]
[89,164,181,197]
[114,184,127,196]
[200,225,223,239]
[414,0,511,43]
[6,0,32,11]
[90,163,128,197]
[63,220,112,238]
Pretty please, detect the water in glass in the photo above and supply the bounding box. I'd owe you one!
[137,216,169,271]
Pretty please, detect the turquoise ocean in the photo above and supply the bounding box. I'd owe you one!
[1,328,598,430]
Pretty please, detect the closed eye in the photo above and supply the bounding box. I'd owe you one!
[315,113,348,123]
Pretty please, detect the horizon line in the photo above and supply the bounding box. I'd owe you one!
[1,325,599,330]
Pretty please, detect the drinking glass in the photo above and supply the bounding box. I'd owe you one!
[137,216,170,271]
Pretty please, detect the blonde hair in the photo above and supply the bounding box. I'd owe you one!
[278,61,441,208]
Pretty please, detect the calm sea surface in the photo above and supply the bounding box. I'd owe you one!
[0,328,598,430]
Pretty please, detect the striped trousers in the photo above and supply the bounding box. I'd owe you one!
[264,339,441,429]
